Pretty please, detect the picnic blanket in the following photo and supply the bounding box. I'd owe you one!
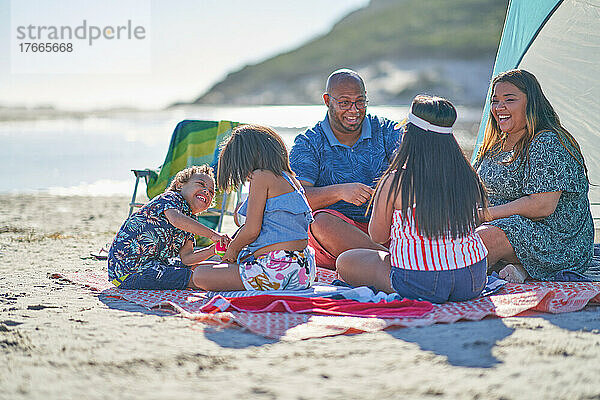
[145,120,239,199]
[52,259,600,340]
[201,295,433,318]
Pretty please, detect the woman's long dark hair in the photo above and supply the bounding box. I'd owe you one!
[378,95,487,239]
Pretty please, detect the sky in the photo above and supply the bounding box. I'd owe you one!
[0,0,369,110]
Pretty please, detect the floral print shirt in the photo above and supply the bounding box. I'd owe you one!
[108,191,195,280]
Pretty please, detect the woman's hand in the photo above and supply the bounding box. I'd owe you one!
[481,191,561,222]
[478,207,492,223]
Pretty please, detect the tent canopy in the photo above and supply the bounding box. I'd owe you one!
[473,0,600,217]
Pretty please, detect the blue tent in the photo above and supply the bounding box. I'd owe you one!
[473,0,600,219]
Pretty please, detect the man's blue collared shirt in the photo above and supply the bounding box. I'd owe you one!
[290,114,401,223]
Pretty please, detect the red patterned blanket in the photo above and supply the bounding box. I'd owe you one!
[51,267,600,340]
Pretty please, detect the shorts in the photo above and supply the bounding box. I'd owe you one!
[390,258,488,303]
[115,260,192,290]
[308,209,369,269]
[239,247,316,291]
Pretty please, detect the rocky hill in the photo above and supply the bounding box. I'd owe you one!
[190,0,508,106]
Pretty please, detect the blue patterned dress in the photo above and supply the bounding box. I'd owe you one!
[475,131,593,280]
[108,191,195,281]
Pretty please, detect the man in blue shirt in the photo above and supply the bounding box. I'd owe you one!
[290,69,401,269]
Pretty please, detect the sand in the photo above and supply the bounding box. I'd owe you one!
[1,193,600,400]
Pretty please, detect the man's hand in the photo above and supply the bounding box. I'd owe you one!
[338,183,374,206]
[300,180,374,210]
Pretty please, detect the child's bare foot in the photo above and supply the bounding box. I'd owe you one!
[498,263,529,283]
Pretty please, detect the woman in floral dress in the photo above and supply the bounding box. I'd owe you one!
[474,69,593,282]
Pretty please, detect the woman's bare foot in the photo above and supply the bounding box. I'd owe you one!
[498,263,529,283]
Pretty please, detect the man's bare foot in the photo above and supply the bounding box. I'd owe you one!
[498,263,529,283]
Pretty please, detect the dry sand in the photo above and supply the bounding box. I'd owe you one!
[1,193,600,400]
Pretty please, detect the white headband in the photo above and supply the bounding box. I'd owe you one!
[406,110,453,134]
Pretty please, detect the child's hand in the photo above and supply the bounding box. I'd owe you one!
[222,247,239,264]
[211,233,231,246]
[207,242,216,256]
[180,241,215,267]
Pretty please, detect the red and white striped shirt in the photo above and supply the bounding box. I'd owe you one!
[389,208,487,271]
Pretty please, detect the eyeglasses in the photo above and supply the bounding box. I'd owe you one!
[327,94,368,110]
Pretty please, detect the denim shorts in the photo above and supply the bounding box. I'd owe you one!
[390,258,487,303]
[117,261,192,290]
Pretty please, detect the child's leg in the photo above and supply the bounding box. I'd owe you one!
[336,249,394,293]
[119,261,192,290]
[189,262,245,291]
[188,260,221,270]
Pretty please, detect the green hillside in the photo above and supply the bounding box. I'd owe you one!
[192,0,508,105]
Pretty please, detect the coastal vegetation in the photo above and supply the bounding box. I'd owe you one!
[192,0,508,106]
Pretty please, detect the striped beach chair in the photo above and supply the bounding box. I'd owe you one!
[129,119,241,234]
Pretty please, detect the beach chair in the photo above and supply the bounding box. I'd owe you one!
[128,119,241,234]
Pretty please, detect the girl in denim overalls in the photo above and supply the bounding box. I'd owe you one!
[190,124,316,291]
[336,95,489,303]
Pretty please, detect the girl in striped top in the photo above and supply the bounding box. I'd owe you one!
[336,95,489,303]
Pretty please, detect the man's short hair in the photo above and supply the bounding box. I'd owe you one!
[325,68,365,93]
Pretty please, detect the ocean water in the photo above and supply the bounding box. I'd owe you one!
[0,105,483,196]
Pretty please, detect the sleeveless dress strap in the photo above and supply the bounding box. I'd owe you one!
[282,171,302,193]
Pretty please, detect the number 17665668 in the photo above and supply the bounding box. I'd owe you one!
[19,42,73,52]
